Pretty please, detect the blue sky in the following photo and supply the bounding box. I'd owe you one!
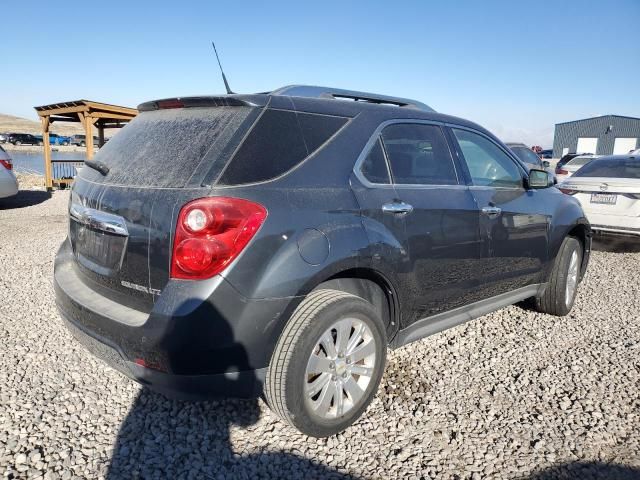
[4,0,639,146]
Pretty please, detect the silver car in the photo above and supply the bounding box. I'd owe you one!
[0,145,18,198]
[556,154,600,182]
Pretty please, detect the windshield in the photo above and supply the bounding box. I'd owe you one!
[510,146,543,166]
[573,158,640,179]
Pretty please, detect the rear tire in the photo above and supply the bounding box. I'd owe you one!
[264,289,387,437]
[535,236,583,316]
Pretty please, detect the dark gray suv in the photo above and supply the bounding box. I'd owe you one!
[55,85,591,437]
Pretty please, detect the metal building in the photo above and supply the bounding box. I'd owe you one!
[552,115,640,158]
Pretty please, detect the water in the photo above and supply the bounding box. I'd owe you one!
[9,151,86,174]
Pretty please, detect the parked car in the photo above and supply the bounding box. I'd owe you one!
[48,133,71,146]
[556,153,583,173]
[55,85,591,437]
[0,145,18,198]
[8,133,42,146]
[556,155,599,182]
[505,142,555,183]
[558,155,640,236]
[0,133,8,144]
[70,134,101,147]
[539,149,553,159]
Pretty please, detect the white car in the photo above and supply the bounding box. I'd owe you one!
[0,145,18,199]
[558,155,640,236]
[555,154,599,182]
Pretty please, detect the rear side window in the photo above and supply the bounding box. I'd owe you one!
[218,110,348,185]
[360,139,390,184]
[381,124,458,185]
[84,107,253,187]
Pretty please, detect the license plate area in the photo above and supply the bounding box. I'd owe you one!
[590,193,617,205]
[70,220,128,274]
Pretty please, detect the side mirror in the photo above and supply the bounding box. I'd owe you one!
[542,160,551,168]
[527,169,550,189]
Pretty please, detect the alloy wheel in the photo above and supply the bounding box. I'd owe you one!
[565,250,579,307]
[304,316,377,420]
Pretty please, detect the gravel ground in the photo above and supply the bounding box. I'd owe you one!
[1,190,639,479]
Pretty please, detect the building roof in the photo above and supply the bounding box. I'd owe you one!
[555,114,640,126]
[34,100,137,117]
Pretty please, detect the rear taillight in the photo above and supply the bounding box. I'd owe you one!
[0,159,12,170]
[170,197,267,280]
[556,168,568,175]
[558,188,577,195]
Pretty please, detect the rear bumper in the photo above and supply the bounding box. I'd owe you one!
[586,212,640,236]
[0,173,18,198]
[54,243,301,399]
[591,224,640,236]
[60,311,266,399]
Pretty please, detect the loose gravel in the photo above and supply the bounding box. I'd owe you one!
[1,190,639,479]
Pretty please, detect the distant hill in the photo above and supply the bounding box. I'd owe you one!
[0,112,126,139]
[0,113,86,136]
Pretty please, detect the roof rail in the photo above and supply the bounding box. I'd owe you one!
[270,85,435,112]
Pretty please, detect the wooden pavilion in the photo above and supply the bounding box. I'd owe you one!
[34,100,138,190]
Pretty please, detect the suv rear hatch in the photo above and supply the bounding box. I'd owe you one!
[69,101,261,312]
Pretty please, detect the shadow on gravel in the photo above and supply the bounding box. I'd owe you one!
[523,461,640,480]
[0,190,51,209]
[106,297,357,480]
[592,235,640,253]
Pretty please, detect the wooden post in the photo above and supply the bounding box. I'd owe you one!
[85,115,94,159]
[41,116,52,190]
[98,122,105,148]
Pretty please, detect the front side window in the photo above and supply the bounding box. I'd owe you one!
[381,124,458,185]
[453,129,523,188]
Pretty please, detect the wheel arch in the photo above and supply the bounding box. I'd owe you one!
[565,221,591,280]
[313,268,400,343]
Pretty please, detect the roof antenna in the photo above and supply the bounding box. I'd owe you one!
[211,41,234,94]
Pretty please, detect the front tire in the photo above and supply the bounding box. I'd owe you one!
[265,289,387,437]
[535,236,583,316]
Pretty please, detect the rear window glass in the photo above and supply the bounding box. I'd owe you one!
[218,109,348,185]
[510,146,543,167]
[573,159,640,179]
[83,107,253,187]
[567,156,595,167]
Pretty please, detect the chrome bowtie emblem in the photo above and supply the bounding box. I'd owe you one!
[600,183,608,191]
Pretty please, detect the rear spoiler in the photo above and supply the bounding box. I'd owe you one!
[138,95,267,112]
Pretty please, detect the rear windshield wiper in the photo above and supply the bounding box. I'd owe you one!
[84,159,110,175]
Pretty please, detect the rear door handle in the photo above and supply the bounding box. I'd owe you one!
[481,206,502,218]
[382,201,413,215]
